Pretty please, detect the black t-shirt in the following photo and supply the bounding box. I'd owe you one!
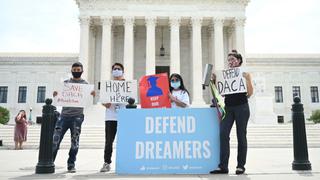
[224,92,248,107]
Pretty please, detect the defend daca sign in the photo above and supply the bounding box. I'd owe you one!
[99,80,137,103]
[216,67,247,95]
[116,108,220,174]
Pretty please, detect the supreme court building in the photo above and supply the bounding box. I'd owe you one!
[1,0,320,124]
[76,0,248,106]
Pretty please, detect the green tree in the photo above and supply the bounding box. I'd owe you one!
[0,106,10,125]
[308,110,320,124]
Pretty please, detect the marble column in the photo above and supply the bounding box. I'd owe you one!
[227,26,235,53]
[209,25,215,69]
[123,16,135,80]
[234,17,246,65]
[89,26,97,83]
[145,16,157,75]
[191,17,205,106]
[79,16,91,80]
[100,16,113,81]
[169,17,181,74]
[213,17,225,71]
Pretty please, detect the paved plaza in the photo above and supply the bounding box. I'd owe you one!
[0,148,319,179]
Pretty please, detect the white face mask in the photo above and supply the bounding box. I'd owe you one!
[112,69,123,77]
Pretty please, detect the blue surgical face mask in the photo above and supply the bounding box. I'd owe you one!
[112,69,123,77]
[171,81,181,90]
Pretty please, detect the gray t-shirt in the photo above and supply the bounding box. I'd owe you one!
[61,78,88,118]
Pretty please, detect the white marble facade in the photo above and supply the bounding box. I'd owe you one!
[0,53,77,124]
[1,53,320,124]
[1,0,320,124]
[247,54,320,123]
[76,0,248,106]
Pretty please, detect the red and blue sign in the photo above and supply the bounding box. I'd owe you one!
[139,73,171,108]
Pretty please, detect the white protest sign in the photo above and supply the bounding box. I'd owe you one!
[54,83,94,107]
[216,67,247,95]
[99,80,138,103]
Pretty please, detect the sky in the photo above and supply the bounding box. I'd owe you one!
[0,0,319,54]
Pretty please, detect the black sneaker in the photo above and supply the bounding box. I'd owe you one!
[235,167,245,175]
[209,167,229,174]
[67,166,76,173]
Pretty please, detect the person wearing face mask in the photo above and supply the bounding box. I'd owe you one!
[100,63,127,172]
[168,73,190,108]
[210,50,253,175]
[52,62,96,173]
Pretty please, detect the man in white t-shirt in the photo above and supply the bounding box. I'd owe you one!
[100,63,126,172]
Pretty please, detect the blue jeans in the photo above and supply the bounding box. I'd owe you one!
[52,115,84,168]
[219,103,250,170]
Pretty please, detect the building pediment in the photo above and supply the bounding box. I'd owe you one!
[76,0,250,6]
[75,0,249,17]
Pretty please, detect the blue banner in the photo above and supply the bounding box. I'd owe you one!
[116,108,220,174]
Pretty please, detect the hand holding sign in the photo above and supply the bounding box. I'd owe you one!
[102,103,112,108]
[90,90,96,97]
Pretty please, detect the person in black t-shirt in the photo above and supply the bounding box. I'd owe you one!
[210,50,253,175]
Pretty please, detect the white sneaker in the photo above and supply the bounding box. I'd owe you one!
[100,163,111,172]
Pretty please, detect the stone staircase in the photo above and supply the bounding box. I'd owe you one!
[0,123,319,149]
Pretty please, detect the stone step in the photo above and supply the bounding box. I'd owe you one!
[1,124,318,129]
[1,124,319,149]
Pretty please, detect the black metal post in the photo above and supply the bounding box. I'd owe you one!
[126,97,137,109]
[292,97,312,170]
[35,99,56,174]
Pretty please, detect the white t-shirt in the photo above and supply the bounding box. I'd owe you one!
[171,90,190,108]
[105,103,126,121]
